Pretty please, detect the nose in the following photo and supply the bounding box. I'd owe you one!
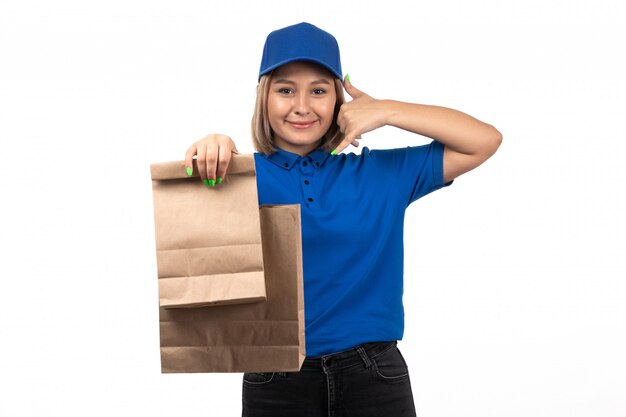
[293,92,311,116]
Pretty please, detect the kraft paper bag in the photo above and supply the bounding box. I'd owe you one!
[159,204,306,373]
[151,155,266,309]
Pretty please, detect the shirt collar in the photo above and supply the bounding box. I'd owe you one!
[264,146,331,170]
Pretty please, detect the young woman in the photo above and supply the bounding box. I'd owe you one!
[185,22,501,417]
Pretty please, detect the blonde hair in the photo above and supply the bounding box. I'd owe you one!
[251,72,346,155]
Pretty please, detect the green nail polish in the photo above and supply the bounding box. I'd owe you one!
[203,179,210,186]
[208,179,216,187]
[345,74,351,84]
[216,177,223,185]
[331,149,338,156]
[186,166,192,176]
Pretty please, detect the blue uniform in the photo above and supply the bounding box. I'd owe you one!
[254,141,449,356]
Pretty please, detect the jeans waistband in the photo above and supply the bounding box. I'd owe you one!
[300,341,397,372]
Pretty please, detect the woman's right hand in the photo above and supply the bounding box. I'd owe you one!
[185,134,239,187]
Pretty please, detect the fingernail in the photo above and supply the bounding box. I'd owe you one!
[203,179,210,187]
[216,177,223,185]
[208,179,216,187]
[186,166,193,176]
[345,74,351,84]
[331,149,338,156]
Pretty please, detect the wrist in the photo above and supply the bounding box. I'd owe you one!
[381,99,402,127]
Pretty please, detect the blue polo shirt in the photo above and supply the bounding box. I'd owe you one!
[254,141,448,356]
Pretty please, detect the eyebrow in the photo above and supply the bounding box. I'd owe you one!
[272,78,332,85]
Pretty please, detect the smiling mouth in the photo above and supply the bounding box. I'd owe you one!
[287,120,318,129]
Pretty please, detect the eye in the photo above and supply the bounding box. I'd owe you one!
[277,87,294,94]
[312,88,326,95]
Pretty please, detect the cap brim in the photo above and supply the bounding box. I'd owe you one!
[259,57,342,81]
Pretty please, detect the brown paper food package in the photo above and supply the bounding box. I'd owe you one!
[159,204,305,372]
[151,155,266,309]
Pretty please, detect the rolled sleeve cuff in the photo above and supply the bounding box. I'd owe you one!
[431,140,452,188]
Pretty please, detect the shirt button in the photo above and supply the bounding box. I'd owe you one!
[284,162,289,168]
[315,162,320,167]
[302,161,308,167]
[304,180,310,185]
[307,197,313,202]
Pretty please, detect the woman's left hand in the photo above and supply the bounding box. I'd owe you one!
[334,77,391,154]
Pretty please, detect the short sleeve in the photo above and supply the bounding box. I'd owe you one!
[366,141,449,206]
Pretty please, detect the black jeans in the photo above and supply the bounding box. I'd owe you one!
[242,341,417,417]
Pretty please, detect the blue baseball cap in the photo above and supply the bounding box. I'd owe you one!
[258,22,343,81]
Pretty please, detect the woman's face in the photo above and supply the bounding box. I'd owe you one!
[267,61,337,156]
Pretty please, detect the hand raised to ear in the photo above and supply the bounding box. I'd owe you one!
[333,75,390,155]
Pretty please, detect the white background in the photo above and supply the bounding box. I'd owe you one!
[1,0,625,416]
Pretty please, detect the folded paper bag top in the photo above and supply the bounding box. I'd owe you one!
[150,155,255,180]
[150,154,266,309]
